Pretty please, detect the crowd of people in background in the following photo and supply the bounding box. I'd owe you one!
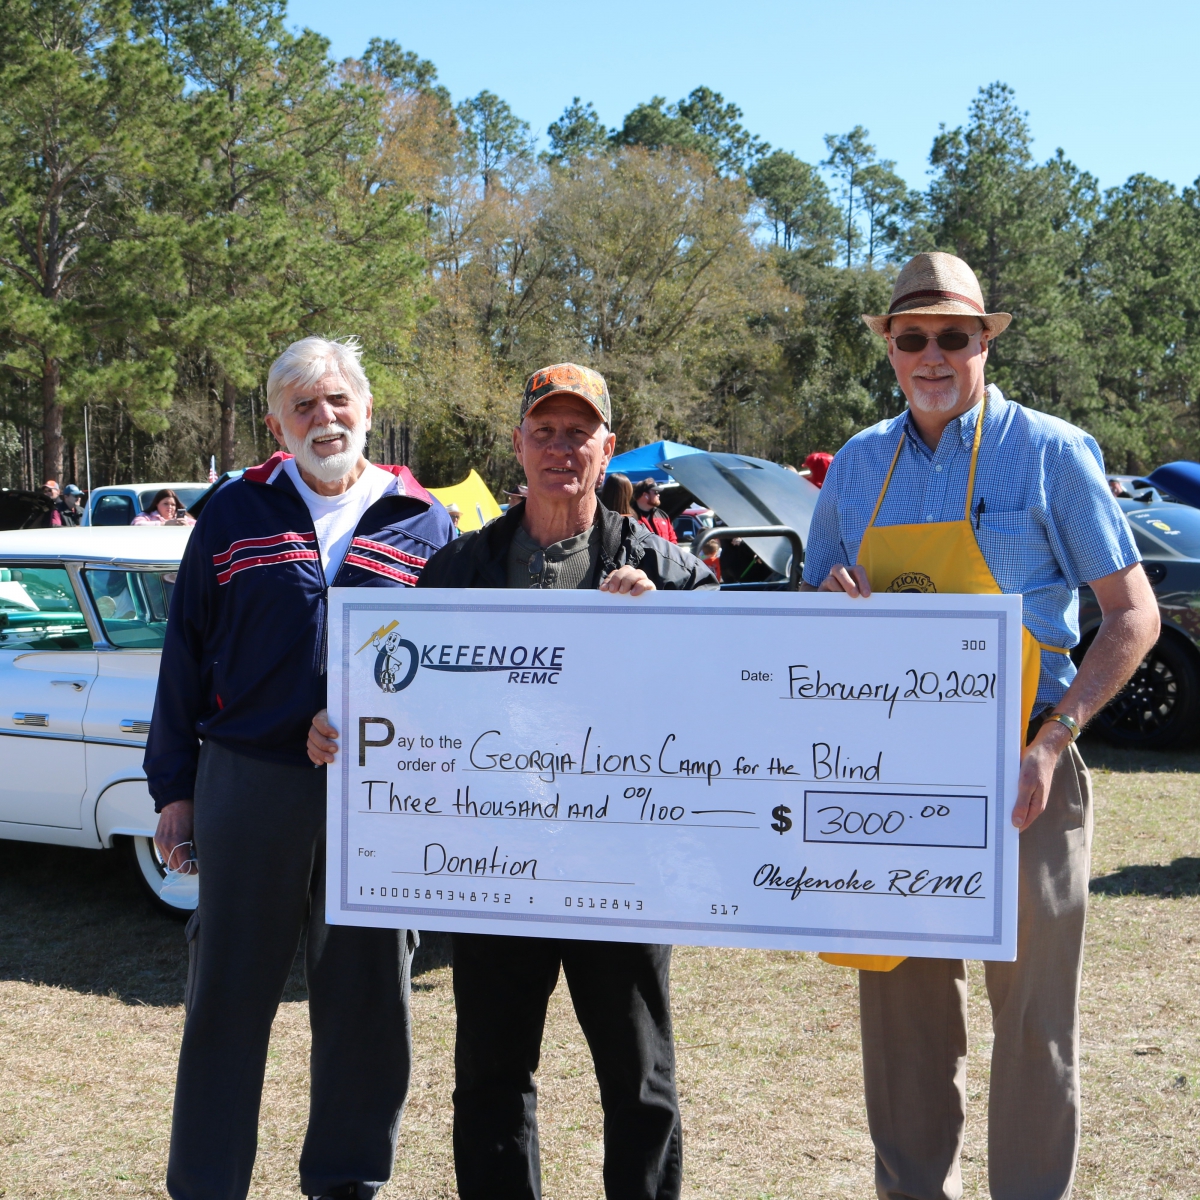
[23,445,832,559]
[38,479,84,526]
[18,481,196,529]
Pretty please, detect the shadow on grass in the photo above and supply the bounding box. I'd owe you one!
[0,839,450,1006]
[1090,857,1200,897]
[1079,734,1200,775]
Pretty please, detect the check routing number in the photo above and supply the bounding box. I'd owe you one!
[326,589,1023,961]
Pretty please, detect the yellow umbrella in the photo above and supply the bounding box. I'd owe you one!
[428,470,503,533]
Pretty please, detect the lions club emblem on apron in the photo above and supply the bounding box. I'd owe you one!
[885,571,937,593]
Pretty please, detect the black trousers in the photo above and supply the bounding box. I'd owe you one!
[452,933,682,1200]
[167,741,414,1200]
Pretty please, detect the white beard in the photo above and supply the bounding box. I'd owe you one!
[286,421,366,483]
[908,380,963,414]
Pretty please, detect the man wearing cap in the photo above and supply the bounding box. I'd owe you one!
[801,252,1159,1200]
[58,483,84,525]
[39,479,64,526]
[632,478,678,543]
[310,362,713,1200]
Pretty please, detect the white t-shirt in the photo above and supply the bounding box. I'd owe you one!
[283,458,398,580]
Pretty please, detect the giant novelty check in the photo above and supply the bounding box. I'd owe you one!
[327,589,1023,960]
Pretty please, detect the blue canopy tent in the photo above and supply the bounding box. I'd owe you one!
[1148,461,1200,509]
[605,440,703,484]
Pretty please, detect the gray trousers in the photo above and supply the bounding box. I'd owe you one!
[166,741,414,1200]
[858,742,1093,1200]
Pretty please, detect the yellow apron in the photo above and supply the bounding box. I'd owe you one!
[818,396,1070,973]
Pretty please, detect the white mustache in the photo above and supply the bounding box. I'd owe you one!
[306,422,354,449]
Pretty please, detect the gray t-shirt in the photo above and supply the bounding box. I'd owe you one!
[507,522,601,589]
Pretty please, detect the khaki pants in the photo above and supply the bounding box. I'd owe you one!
[859,742,1093,1200]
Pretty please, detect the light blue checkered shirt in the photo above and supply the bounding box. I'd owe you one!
[802,385,1140,712]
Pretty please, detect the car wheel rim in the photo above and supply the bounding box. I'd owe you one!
[1101,652,1179,734]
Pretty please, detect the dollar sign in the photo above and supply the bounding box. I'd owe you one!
[771,804,792,835]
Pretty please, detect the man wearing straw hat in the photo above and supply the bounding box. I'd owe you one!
[801,252,1160,1199]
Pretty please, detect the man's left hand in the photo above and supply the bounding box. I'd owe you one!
[1012,724,1072,831]
[1010,562,1159,831]
[600,566,656,596]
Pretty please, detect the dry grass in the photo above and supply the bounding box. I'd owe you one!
[1,736,1198,1199]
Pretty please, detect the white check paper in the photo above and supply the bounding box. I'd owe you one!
[327,589,1022,960]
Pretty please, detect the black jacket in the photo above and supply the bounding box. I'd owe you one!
[418,501,718,591]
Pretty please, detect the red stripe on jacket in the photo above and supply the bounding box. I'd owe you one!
[213,530,316,567]
[342,553,419,586]
[216,548,320,585]
[350,536,429,568]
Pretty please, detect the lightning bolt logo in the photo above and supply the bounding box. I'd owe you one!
[355,619,399,655]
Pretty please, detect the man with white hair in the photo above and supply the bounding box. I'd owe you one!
[145,336,455,1200]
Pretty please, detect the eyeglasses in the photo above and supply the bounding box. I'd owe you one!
[891,330,975,353]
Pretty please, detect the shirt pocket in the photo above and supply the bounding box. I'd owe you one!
[974,509,1050,591]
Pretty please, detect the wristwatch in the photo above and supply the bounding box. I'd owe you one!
[1044,712,1081,742]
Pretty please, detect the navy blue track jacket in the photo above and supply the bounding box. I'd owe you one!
[144,452,455,809]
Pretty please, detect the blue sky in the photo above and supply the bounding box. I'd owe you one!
[287,0,1199,196]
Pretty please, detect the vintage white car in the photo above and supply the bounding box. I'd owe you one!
[0,525,196,914]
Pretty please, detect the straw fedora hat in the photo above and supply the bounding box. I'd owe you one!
[862,252,1011,338]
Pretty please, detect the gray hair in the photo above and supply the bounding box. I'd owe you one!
[266,336,371,415]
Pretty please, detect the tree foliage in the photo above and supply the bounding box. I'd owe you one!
[0,32,1196,494]
[545,98,608,167]
[0,0,179,481]
[749,151,839,258]
[612,87,767,177]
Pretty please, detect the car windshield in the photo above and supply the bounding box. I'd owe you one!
[0,565,93,650]
[83,568,176,648]
[1124,504,1200,560]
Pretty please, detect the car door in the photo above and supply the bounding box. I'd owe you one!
[80,567,171,814]
[0,563,96,828]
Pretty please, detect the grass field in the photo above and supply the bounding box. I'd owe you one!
[1,738,1197,1198]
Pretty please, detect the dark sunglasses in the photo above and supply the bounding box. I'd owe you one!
[891,330,974,353]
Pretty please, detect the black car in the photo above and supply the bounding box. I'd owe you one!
[1077,492,1200,748]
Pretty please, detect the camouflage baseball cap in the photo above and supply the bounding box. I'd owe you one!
[520,363,611,426]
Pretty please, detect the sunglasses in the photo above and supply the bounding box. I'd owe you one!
[891,330,975,353]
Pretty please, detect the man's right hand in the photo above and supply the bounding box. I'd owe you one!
[806,563,872,597]
[308,708,339,765]
[154,799,196,873]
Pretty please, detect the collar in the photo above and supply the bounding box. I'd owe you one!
[241,451,434,506]
[485,500,627,567]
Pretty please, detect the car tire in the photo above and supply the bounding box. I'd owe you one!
[123,834,197,918]
[1087,632,1200,750]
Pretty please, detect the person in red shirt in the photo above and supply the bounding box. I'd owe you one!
[803,451,833,487]
[632,478,678,543]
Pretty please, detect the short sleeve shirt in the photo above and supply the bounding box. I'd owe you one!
[802,386,1140,711]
